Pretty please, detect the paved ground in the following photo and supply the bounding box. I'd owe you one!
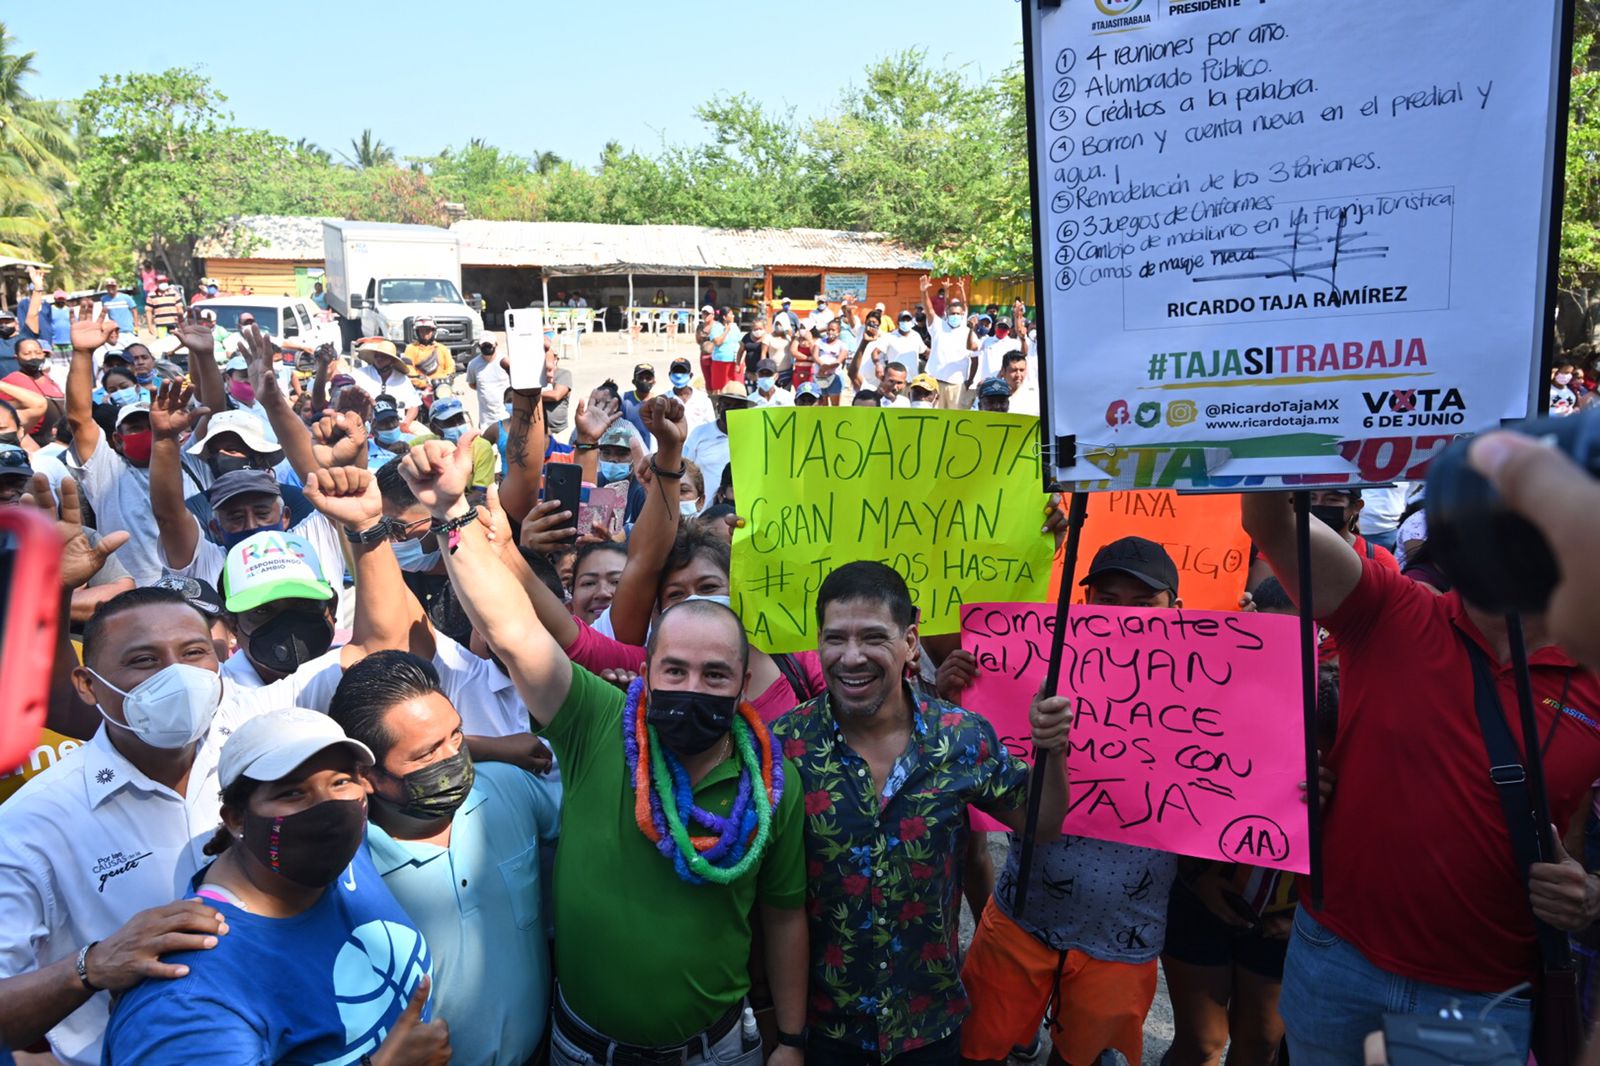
[498,328,1182,1064]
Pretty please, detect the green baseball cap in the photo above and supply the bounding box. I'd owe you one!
[222,530,334,613]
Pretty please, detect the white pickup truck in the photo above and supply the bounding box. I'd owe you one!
[201,295,343,353]
[322,221,483,355]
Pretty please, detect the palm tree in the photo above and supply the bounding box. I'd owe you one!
[533,150,565,175]
[0,23,75,257]
[342,129,395,169]
[295,137,333,164]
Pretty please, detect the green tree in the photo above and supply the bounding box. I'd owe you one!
[75,68,284,289]
[344,129,395,169]
[0,22,76,260]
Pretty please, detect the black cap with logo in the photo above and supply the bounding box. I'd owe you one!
[1080,536,1180,595]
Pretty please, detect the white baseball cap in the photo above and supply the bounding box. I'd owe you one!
[186,409,280,457]
[219,707,374,789]
[113,401,151,428]
[222,530,334,613]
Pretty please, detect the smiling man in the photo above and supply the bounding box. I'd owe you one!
[772,561,1074,1064]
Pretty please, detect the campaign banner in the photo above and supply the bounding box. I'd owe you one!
[728,408,1055,654]
[1054,489,1250,611]
[1024,0,1564,489]
[823,273,869,302]
[961,601,1308,873]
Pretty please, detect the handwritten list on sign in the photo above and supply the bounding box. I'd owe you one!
[961,601,1308,873]
[1029,0,1562,488]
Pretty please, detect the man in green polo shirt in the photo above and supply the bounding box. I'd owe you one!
[328,649,561,1066]
[397,415,808,1066]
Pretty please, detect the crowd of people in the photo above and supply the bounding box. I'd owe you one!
[0,258,1597,1066]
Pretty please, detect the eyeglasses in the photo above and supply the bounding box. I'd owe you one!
[390,514,432,541]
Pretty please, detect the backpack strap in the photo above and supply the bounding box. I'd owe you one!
[770,652,819,705]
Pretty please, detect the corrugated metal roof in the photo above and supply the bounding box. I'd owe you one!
[196,215,339,261]
[451,220,930,273]
[197,215,931,273]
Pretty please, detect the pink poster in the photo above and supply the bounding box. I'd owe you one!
[960,602,1309,873]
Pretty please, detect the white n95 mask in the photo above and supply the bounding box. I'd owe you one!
[89,663,222,749]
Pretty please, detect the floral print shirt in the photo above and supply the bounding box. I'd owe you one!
[773,686,1030,1056]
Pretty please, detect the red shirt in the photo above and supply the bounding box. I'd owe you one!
[1312,557,1600,991]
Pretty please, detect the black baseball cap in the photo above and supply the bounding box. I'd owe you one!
[206,469,281,508]
[1080,536,1179,595]
[152,574,226,616]
[669,357,692,373]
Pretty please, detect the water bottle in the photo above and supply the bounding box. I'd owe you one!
[740,1006,759,1049]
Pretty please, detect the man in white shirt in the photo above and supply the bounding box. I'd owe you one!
[977,318,1023,383]
[1001,349,1041,418]
[666,356,716,432]
[349,337,421,424]
[683,380,749,511]
[804,300,834,332]
[465,337,510,430]
[751,358,794,407]
[883,311,929,373]
[850,321,890,393]
[920,275,979,411]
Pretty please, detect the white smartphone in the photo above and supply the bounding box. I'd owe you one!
[504,308,549,391]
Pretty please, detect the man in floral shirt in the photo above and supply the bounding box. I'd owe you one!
[773,561,1073,1064]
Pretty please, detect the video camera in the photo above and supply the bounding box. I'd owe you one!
[1427,408,1599,614]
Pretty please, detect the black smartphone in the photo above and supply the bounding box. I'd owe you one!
[542,462,582,532]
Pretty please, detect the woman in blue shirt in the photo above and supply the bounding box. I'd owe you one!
[103,709,450,1065]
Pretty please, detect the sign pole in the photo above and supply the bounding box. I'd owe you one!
[1011,490,1088,923]
[1293,491,1324,909]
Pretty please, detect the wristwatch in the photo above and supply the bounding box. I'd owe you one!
[775,1028,806,1049]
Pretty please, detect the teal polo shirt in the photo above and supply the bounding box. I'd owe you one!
[367,761,561,1066]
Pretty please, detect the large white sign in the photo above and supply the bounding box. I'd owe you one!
[1027,0,1567,490]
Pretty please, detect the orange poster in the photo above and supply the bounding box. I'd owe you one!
[1053,490,1250,612]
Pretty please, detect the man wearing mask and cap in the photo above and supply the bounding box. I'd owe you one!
[751,358,794,407]
[398,438,808,1066]
[907,372,942,409]
[0,308,20,361]
[920,275,980,411]
[621,361,657,447]
[416,396,497,493]
[667,355,716,430]
[403,316,454,395]
[772,296,800,335]
[99,279,138,335]
[1306,488,1400,572]
[465,336,510,430]
[329,651,562,1066]
[350,337,422,424]
[368,395,412,470]
[883,310,929,373]
[594,421,642,492]
[793,381,822,407]
[684,380,748,514]
[956,537,1181,1066]
[66,319,193,585]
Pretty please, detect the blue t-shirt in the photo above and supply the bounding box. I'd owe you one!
[102,846,433,1066]
[101,292,138,332]
[48,303,72,346]
[619,389,653,448]
[712,325,742,364]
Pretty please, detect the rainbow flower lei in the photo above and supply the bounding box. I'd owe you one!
[622,678,784,885]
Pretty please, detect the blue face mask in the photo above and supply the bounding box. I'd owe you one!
[975,326,989,338]
[220,522,275,550]
[669,372,692,389]
[376,426,405,445]
[756,375,776,392]
[109,386,141,407]
[599,460,631,484]
[947,313,964,329]
[439,425,466,444]
[134,370,156,384]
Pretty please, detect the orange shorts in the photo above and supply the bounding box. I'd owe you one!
[959,899,1158,1066]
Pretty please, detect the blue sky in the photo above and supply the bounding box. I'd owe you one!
[9,1,1025,167]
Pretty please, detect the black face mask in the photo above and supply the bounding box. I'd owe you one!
[210,451,256,477]
[243,796,367,887]
[369,748,475,828]
[0,324,16,338]
[1310,504,1351,535]
[647,688,739,756]
[18,359,45,376]
[245,609,335,676]
[0,432,18,447]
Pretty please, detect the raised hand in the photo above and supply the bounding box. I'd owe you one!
[239,325,277,397]
[517,498,578,554]
[172,310,216,364]
[598,668,640,690]
[573,388,621,443]
[81,900,228,990]
[149,382,207,441]
[71,318,117,353]
[371,976,451,1066]
[639,394,687,451]
[398,436,477,519]
[311,410,367,468]
[303,466,383,530]
[934,648,978,703]
[918,274,931,293]
[24,475,130,589]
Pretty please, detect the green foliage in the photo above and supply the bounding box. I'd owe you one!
[1563,36,1600,282]
[0,22,76,264]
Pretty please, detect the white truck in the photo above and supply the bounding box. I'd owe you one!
[321,221,483,355]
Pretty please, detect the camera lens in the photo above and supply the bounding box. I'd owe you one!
[1426,410,1600,614]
